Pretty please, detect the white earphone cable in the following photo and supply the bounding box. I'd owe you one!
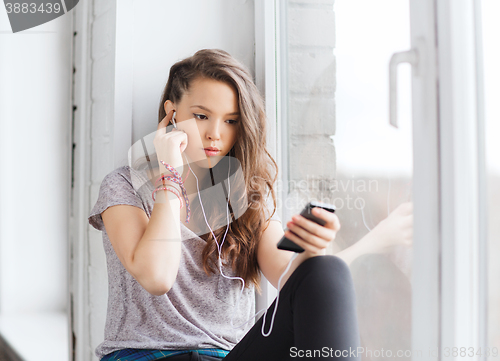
[181,152,295,337]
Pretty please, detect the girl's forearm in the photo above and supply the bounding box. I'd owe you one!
[132,188,183,295]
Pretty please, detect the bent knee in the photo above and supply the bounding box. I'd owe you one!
[294,255,353,286]
[304,255,349,274]
[288,256,355,301]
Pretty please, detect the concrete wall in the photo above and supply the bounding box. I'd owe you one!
[282,0,336,222]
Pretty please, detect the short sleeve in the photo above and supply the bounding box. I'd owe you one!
[88,167,146,231]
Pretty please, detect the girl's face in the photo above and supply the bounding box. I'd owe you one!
[165,77,240,169]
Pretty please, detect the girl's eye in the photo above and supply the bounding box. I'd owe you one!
[194,113,208,120]
[194,113,238,124]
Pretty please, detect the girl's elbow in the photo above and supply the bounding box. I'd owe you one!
[147,283,170,296]
[144,272,177,296]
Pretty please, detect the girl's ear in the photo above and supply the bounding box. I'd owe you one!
[164,100,175,116]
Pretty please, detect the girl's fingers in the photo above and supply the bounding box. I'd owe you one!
[284,229,325,254]
[290,211,339,240]
[157,110,174,132]
[283,208,340,253]
[286,220,332,248]
[312,207,341,231]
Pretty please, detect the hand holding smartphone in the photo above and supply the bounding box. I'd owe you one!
[276,201,336,253]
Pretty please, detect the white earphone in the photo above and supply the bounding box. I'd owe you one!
[171,111,178,129]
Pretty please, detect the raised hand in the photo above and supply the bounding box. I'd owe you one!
[153,110,188,176]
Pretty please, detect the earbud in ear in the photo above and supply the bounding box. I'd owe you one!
[171,111,177,129]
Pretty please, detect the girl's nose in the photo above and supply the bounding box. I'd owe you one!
[206,119,222,140]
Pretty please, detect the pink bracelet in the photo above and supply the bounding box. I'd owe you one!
[154,175,183,189]
[152,186,184,207]
[157,160,191,223]
[155,176,181,190]
[154,167,191,188]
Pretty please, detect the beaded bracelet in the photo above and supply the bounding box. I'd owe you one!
[155,175,183,191]
[152,173,183,202]
[154,167,191,188]
[152,186,184,207]
[154,176,183,194]
[156,160,191,223]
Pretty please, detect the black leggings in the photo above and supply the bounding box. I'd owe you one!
[164,255,360,361]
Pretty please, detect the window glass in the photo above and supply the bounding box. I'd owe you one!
[282,1,413,357]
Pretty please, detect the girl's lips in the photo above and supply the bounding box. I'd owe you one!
[204,149,220,156]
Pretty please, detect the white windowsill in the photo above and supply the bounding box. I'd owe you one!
[0,312,68,361]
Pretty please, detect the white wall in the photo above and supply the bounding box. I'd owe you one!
[131,0,255,145]
[0,7,71,315]
[0,7,72,361]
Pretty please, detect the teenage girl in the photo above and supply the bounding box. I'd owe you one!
[89,49,409,361]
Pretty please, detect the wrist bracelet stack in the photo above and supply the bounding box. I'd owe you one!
[151,160,191,223]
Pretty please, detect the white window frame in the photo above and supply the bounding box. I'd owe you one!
[436,0,487,358]
[408,0,441,356]
[254,0,281,311]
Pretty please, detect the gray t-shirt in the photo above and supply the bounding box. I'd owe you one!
[88,166,281,359]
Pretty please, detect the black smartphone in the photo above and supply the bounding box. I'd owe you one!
[276,201,336,253]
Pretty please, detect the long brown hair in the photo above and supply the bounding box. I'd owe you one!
[158,49,278,292]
